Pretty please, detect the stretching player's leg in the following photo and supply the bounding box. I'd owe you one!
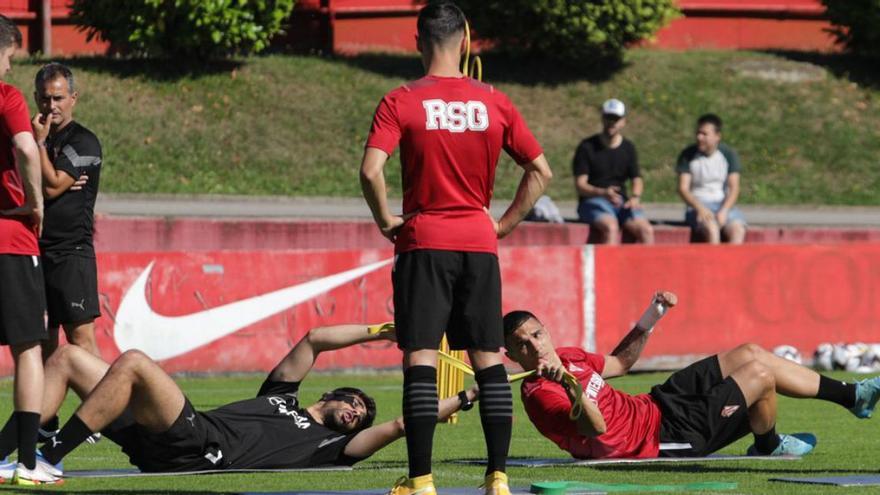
[729,360,815,455]
[41,344,108,425]
[38,325,101,440]
[469,349,512,489]
[402,349,438,483]
[717,343,864,411]
[729,360,779,454]
[0,342,43,469]
[40,350,185,465]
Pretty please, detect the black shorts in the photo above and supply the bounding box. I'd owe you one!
[392,249,503,351]
[103,400,224,472]
[650,356,751,457]
[0,254,47,346]
[42,253,100,328]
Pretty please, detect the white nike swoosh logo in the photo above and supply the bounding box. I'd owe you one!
[318,435,347,449]
[113,258,392,360]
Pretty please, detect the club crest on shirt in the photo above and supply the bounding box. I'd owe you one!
[721,405,740,418]
[422,99,489,133]
[568,363,584,373]
[267,396,311,429]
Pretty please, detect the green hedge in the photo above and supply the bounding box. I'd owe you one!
[823,0,880,57]
[71,0,296,59]
[456,0,679,63]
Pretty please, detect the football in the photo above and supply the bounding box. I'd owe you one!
[813,343,835,371]
[773,345,803,365]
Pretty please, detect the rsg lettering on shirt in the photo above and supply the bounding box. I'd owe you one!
[423,99,489,132]
[585,372,606,404]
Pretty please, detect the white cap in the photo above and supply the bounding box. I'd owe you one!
[601,98,625,117]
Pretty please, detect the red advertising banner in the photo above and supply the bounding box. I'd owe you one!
[593,244,880,360]
[2,244,878,375]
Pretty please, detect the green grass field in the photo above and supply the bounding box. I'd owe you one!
[1,371,879,494]
[4,49,880,204]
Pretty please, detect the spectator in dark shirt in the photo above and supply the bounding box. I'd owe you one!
[573,99,653,244]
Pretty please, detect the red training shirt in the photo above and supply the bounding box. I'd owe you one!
[521,347,662,459]
[0,82,38,255]
[366,76,543,254]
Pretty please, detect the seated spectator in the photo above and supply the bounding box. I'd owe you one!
[676,114,746,244]
[573,99,654,245]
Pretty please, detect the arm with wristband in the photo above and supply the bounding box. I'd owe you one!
[603,291,677,379]
[267,323,397,384]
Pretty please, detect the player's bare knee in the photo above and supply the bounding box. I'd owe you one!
[114,349,151,374]
[748,361,775,392]
[46,342,79,369]
[737,343,763,362]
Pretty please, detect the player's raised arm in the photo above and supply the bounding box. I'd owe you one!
[342,384,479,460]
[603,291,677,379]
[267,323,396,383]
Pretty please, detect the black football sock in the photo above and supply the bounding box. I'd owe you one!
[816,375,856,408]
[753,425,780,455]
[40,414,93,466]
[475,364,512,475]
[40,415,60,435]
[0,412,18,459]
[403,365,437,479]
[16,412,40,470]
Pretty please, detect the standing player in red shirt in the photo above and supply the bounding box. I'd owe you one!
[503,292,880,461]
[360,3,552,494]
[0,14,57,486]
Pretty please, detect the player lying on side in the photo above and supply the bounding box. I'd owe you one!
[0,323,479,484]
[503,292,880,460]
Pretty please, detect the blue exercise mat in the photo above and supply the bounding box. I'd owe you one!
[66,465,351,478]
[770,475,880,487]
[455,454,800,467]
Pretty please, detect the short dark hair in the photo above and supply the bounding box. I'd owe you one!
[321,387,377,432]
[35,62,75,93]
[0,15,22,50]
[503,310,539,339]
[417,1,466,46]
[697,113,722,133]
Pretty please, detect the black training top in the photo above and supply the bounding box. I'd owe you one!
[201,380,360,469]
[572,134,640,199]
[40,121,102,257]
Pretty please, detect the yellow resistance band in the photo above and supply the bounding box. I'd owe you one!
[366,322,395,337]
[438,351,584,420]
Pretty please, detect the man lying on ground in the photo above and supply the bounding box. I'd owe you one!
[0,323,479,484]
[502,292,880,460]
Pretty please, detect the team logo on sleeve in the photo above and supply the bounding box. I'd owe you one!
[423,99,489,132]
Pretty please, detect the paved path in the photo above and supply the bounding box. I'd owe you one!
[95,194,880,227]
